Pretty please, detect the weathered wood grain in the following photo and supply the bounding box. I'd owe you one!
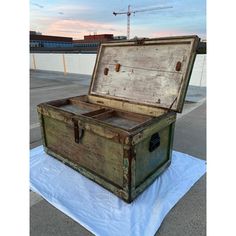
[130,111,176,145]
[44,116,124,187]
[45,147,129,201]
[134,125,171,187]
[89,36,199,112]
[93,110,152,130]
[60,104,92,114]
[88,95,166,117]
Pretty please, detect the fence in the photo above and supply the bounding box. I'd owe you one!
[30,53,206,87]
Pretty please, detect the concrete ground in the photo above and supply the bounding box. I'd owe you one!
[30,70,206,236]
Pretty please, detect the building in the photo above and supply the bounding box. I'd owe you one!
[84,34,114,41]
[30,32,73,48]
[73,34,127,53]
[30,32,128,52]
[30,31,42,35]
[113,36,127,40]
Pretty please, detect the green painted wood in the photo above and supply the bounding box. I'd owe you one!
[43,116,124,187]
[134,125,172,187]
[45,148,129,201]
[131,112,176,145]
[38,112,47,147]
[38,104,176,203]
[132,160,171,200]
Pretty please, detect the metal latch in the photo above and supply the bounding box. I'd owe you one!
[72,118,84,144]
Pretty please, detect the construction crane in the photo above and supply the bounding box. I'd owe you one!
[113,5,173,40]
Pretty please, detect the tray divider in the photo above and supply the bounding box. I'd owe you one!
[91,110,115,119]
[82,108,111,117]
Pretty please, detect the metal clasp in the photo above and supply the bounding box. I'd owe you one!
[72,118,84,144]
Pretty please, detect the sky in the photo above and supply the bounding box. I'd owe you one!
[30,0,206,40]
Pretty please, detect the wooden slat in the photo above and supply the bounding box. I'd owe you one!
[44,116,124,187]
[89,36,199,112]
[88,95,166,117]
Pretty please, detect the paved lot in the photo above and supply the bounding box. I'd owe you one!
[30,69,206,236]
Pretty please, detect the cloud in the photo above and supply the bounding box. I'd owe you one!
[48,4,91,14]
[44,19,124,39]
[151,30,187,37]
[31,2,44,9]
[30,1,206,39]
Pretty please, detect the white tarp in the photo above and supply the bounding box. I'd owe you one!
[30,146,206,236]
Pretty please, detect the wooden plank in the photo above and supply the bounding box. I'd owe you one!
[45,148,129,201]
[176,38,199,112]
[134,125,171,187]
[60,104,93,114]
[131,122,175,200]
[89,36,199,112]
[91,43,187,108]
[112,110,151,122]
[38,103,74,126]
[100,35,198,47]
[82,108,108,117]
[88,95,166,117]
[43,116,125,187]
[92,110,149,121]
[38,103,131,144]
[69,95,89,102]
[132,159,171,200]
[92,110,115,120]
[98,115,143,130]
[38,112,47,146]
[93,110,152,130]
[131,112,176,145]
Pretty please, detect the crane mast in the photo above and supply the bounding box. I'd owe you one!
[113,5,173,40]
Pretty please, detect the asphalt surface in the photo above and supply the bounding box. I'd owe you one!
[30,69,206,236]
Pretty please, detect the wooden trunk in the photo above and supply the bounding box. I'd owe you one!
[37,36,199,203]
